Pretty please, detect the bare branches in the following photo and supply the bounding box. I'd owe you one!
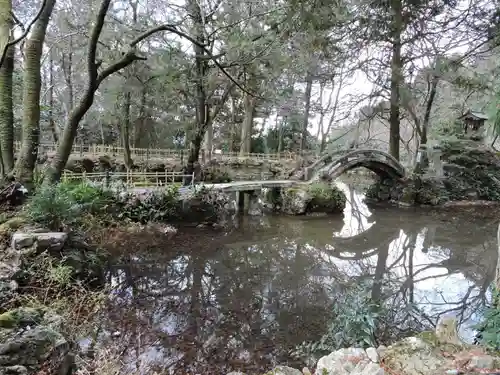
[0,0,48,68]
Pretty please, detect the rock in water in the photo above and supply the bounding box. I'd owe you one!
[281,188,311,215]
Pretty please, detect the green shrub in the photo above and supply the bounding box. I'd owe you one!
[293,283,384,361]
[24,184,79,230]
[293,284,381,358]
[24,182,117,230]
[59,181,117,214]
[116,185,181,223]
[474,288,500,350]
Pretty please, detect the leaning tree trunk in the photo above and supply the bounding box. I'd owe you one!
[45,0,148,183]
[14,0,56,185]
[0,0,14,175]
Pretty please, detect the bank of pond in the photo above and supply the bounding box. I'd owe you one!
[2,143,500,374]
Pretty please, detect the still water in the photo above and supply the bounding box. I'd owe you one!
[101,182,499,374]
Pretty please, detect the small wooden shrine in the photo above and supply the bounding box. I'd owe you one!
[457,110,488,141]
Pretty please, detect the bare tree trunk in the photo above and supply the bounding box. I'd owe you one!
[300,71,313,152]
[204,122,213,159]
[0,0,14,175]
[135,85,147,147]
[120,0,138,168]
[0,3,14,174]
[239,90,256,156]
[496,223,500,292]
[185,0,208,180]
[61,36,74,118]
[121,91,133,168]
[48,50,58,143]
[278,117,284,152]
[421,73,439,146]
[15,0,56,185]
[389,0,402,161]
[321,69,345,152]
[229,93,236,152]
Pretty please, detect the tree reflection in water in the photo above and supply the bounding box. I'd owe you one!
[98,183,498,374]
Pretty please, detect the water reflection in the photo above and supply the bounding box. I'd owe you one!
[101,182,498,374]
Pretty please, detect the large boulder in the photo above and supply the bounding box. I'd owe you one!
[0,308,74,375]
[281,188,311,215]
[280,183,346,215]
[315,347,383,375]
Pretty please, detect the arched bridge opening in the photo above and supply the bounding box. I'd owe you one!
[302,149,406,182]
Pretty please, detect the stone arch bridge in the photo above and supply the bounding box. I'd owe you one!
[292,149,406,182]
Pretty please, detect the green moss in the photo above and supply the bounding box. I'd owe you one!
[306,182,346,213]
[0,311,17,328]
[0,307,44,328]
[417,331,439,347]
[0,216,28,236]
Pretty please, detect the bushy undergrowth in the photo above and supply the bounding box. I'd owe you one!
[293,284,383,361]
[115,185,181,223]
[23,181,227,230]
[23,181,118,230]
[292,282,430,365]
[474,288,500,350]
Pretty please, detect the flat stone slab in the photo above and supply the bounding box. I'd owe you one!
[11,232,68,251]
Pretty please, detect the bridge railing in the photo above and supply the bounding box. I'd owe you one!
[61,170,195,188]
[16,142,313,162]
[304,148,406,181]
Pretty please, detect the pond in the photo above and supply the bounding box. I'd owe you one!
[100,182,499,374]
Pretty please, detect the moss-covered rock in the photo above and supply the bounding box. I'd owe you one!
[0,308,74,375]
[306,183,347,213]
[279,183,346,215]
[367,140,500,205]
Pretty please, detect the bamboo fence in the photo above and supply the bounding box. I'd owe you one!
[61,170,195,188]
[16,142,310,162]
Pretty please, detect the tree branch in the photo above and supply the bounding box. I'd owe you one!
[0,0,48,68]
[128,24,264,99]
